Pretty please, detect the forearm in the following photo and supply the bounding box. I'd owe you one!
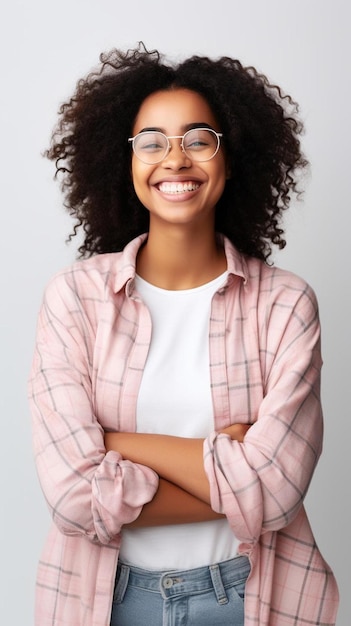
[126,478,225,528]
[104,424,250,506]
[105,432,210,503]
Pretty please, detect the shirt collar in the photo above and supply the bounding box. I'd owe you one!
[221,234,248,285]
[112,233,248,294]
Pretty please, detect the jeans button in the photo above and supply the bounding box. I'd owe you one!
[163,577,173,589]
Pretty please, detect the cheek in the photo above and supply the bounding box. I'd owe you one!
[130,157,139,188]
[130,161,144,194]
[130,160,154,210]
[211,161,227,197]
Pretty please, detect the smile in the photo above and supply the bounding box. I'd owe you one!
[157,181,201,194]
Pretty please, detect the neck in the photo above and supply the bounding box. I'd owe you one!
[136,224,226,290]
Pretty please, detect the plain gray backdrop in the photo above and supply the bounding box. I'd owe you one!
[1,1,349,623]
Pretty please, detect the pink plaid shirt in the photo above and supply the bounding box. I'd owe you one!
[28,234,339,625]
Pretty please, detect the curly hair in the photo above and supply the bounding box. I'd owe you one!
[46,42,308,261]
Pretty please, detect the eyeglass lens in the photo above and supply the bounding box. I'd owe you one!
[132,129,220,163]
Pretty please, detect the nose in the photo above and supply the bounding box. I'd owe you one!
[161,139,192,169]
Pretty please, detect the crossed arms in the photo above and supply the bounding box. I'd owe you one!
[104,424,250,527]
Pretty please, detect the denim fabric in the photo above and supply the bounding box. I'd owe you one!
[110,555,250,626]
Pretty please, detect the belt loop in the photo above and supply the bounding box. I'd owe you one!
[114,563,130,604]
[209,564,228,605]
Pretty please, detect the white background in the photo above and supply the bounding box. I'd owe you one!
[1,1,349,623]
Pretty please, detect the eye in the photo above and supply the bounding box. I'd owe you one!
[184,129,216,151]
[187,139,208,149]
[135,132,167,153]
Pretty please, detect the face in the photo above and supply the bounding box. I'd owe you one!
[130,88,228,231]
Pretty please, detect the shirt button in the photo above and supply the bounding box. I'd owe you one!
[163,577,174,589]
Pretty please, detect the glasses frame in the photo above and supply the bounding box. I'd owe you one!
[128,128,223,164]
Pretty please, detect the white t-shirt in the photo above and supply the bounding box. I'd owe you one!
[119,271,240,569]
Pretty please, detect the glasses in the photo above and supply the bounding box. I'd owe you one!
[128,128,223,164]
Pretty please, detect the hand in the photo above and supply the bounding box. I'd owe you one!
[219,423,251,442]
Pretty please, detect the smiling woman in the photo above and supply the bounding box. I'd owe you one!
[28,43,339,626]
[129,88,228,271]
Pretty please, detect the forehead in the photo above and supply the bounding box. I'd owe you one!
[132,88,220,133]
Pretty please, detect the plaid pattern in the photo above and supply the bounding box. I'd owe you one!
[28,234,339,625]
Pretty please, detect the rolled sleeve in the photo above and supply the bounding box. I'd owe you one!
[204,280,323,543]
[28,274,159,545]
[91,451,158,543]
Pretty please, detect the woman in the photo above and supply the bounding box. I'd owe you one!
[28,44,339,625]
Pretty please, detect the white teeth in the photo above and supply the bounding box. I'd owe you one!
[158,182,200,194]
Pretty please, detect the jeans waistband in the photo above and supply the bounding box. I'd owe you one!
[115,555,250,603]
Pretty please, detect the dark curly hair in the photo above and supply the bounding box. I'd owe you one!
[46,42,308,261]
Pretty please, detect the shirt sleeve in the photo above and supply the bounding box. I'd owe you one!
[204,279,323,544]
[28,272,159,546]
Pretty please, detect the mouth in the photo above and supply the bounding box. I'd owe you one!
[156,181,201,194]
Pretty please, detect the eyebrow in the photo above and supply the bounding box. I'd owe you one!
[137,122,216,134]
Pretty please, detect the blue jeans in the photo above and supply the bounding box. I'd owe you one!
[110,555,250,626]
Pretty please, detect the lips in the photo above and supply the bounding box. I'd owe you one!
[157,181,201,194]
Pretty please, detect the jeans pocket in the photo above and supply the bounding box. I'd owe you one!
[232,576,246,601]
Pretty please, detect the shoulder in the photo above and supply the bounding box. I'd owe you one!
[247,260,321,341]
[43,252,124,307]
[223,237,317,311]
[246,257,318,307]
[223,237,319,323]
[44,234,147,304]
